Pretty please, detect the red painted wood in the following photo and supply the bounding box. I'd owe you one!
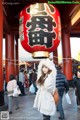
[5,34,15,83]
[62,29,73,80]
[15,35,19,76]
[53,49,58,65]
[0,1,3,91]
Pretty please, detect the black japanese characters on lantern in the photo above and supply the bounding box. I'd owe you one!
[26,5,56,48]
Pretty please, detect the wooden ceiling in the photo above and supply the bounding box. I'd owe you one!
[3,0,80,37]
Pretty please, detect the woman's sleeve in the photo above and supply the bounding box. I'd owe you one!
[44,74,56,94]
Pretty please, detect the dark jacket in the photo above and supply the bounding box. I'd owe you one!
[56,70,69,93]
[73,77,80,98]
[32,72,37,83]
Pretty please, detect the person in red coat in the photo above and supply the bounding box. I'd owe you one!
[24,71,29,88]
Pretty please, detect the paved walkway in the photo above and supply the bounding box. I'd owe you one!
[0,88,80,120]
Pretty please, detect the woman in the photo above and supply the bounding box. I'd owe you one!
[33,59,57,120]
[31,69,37,94]
[73,68,80,108]
[7,74,19,114]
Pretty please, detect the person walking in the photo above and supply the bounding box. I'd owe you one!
[29,70,33,86]
[56,67,69,120]
[18,69,26,95]
[73,68,80,108]
[31,69,37,94]
[33,59,57,120]
[7,74,19,114]
[24,71,29,88]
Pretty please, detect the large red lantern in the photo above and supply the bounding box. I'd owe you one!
[19,3,61,58]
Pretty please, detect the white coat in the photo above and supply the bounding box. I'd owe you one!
[33,59,57,116]
[7,79,18,96]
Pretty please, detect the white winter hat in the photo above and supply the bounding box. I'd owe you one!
[37,59,57,80]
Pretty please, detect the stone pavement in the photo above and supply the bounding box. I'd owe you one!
[0,88,80,120]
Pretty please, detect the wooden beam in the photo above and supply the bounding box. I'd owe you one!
[3,14,11,34]
[62,5,80,34]
[71,8,80,26]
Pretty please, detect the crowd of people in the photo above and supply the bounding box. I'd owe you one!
[4,58,80,120]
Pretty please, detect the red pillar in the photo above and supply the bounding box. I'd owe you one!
[15,35,19,76]
[62,29,72,80]
[53,49,58,65]
[0,0,4,106]
[5,34,15,83]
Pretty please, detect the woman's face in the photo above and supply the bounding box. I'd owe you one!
[77,71,80,78]
[42,65,49,74]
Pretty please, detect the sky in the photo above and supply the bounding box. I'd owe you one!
[70,37,80,58]
[57,37,80,60]
[56,37,80,62]
[3,37,80,61]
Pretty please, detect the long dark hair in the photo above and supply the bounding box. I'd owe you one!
[37,65,52,85]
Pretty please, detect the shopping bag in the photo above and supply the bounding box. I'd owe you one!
[17,87,21,95]
[65,92,71,104]
[13,87,21,97]
[29,84,35,93]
